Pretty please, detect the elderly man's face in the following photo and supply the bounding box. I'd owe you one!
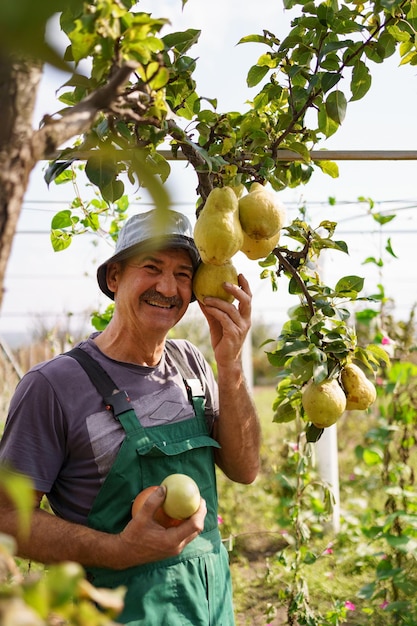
[106,247,194,333]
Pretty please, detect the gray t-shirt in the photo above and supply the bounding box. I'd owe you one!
[0,335,218,525]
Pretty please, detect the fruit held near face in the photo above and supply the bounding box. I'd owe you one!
[341,362,377,410]
[193,186,243,265]
[193,260,238,303]
[302,378,347,428]
[160,473,201,520]
[131,486,182,528]
[238,182,286,240]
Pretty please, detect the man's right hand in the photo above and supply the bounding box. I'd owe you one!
[115,486,207,569]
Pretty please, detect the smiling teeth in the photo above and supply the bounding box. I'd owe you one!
[148,301,172,308]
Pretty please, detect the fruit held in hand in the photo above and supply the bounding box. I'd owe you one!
[341,363,377,410]
[160,473,201,520]
[193,186,243,265]
[238,182,286,240]
[131,486,182,528]
[302,378,347,428]
[193,260,238,303]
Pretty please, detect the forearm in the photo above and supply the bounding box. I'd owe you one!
[213,361,261,484]
[0,504,123,569]
[0,488,206,571]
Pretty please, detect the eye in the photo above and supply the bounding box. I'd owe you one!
[143,263,160,273]
[176,270,193,281]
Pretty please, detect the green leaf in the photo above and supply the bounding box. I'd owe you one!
[44,161,75,186]
[365,343,391,366]
[247,64,269,88]
[0,0,70,70]
[385,237,398,258]
[363,447,383,465]
[50,230,72,252]
[376,32,396,60]
[51,210,73,229]
[162,29,201,55]
[321,72,341,93]
[101,180,125,204]
[148,66,169,90]
[85,155,116,189]
[306,423,324,442]
[334,275,364,294]
[357,581,376,599]
[287,141,311,162]
[325,90,347,125]
[351,60,371,102]
[385,534,417,553]
[317,105,339,138]
[0,467,34,536]
[273,402,297,423]
[238,34,274,46]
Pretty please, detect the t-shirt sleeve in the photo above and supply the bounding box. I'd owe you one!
[0,369,67,494]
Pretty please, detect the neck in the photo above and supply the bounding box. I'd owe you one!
[94,324,166,367]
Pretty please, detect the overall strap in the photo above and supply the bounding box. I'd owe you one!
[65,347,132,418]
[165,340,205,401]
[66,342,204,418]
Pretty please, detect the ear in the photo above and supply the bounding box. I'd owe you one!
[106,262,120,295]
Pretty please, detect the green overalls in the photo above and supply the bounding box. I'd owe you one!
[67,346,235,626]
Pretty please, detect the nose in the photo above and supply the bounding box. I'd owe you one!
[155,271,178,297]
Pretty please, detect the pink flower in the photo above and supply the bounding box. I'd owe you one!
[217,515,223,525]
[345,601,356,611]
[381,336,391,345]
[380,601,389,610]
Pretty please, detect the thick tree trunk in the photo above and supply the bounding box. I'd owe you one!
[0,55,137,312]
[0,54,42,310]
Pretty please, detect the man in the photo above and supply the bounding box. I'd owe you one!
[0,209,261,625]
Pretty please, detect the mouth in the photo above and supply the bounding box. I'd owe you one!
[146,300,176,309]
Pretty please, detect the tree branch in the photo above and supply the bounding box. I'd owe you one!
[30,62,138,162]
[274,246,315,318]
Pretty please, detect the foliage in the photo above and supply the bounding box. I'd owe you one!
[0,468,125,625]
[261,200,393,442]
[7,0,410,243]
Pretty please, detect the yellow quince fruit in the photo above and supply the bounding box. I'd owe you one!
[341,363,377,410]
[302,378,347,428]
[238,182,286,240]
[193,261,238,303]
[193,187,244,265]
[240,230,280,260]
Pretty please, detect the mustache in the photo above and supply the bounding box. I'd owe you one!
[140,289,183,308]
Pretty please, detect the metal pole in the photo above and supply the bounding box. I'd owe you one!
[315,425,341,534]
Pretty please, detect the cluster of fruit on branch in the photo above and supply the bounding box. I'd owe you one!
[302,362,377,430]
[192,183,286,302]
[191,183,382,438]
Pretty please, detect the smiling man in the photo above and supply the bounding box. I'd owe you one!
[0,209,261,625]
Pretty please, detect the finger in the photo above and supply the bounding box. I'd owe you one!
[141,485,167,516]
[168,498,207,543]
[238,273,252,296]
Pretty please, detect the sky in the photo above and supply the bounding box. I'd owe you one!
[1,0,417,345]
